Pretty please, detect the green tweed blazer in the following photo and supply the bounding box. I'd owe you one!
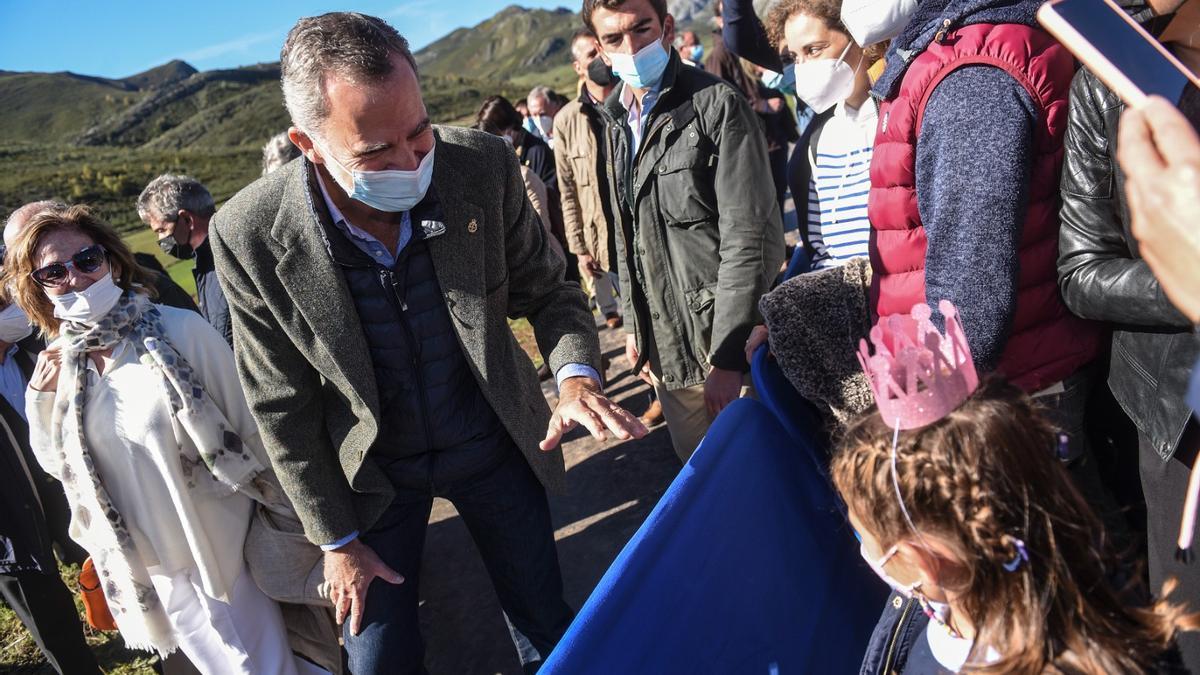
[210,126,599,546]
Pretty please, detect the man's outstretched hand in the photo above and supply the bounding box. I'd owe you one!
[540,377,649,450]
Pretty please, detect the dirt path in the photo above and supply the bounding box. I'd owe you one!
[418,319,681,675]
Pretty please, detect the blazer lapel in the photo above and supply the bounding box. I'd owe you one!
[422,155,490,379]
[270,160,380,418]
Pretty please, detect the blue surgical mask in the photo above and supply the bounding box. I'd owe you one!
[317,140,436,213]
[608,37,671,90]
[761,64,796,95]
[691,44,705,62]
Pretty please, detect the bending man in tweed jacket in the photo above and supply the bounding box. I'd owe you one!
[210,12,647,674]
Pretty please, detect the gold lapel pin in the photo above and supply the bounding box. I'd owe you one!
[467,218,479,234]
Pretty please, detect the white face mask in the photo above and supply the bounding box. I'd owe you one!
[47,271,123,326]
[793,42,861,114]
[859,542,919,598]
[841,0,919,47]
[0,303,32,343]
[317,139,436,213]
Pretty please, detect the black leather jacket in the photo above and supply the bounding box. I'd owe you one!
[1057,68,1199,461]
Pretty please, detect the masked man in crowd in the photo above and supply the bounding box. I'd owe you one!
[586,0,785,461]
[137,174,231,346]
[210,12,646,674]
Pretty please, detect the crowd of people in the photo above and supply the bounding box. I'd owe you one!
[2,0,1200,673]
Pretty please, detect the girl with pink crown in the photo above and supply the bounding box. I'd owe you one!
[834,301,1198,674]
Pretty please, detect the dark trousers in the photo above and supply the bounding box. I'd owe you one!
[344,447,573,675]
[1040,365,1136,554]
[1141,422,1200,673]
[0,570,100,674]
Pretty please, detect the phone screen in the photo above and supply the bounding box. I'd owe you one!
[1051,0,1193,104]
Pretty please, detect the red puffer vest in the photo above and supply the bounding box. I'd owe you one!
[868,23,1100,392]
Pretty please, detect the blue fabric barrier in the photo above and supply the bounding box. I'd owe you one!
[750,344,829,485]
[782,245,812,282]
[542,398,887,674]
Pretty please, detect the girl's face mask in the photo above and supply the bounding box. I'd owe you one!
[859,541,921,597]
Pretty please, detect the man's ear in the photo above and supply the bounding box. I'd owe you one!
[663,14,676,46]
[289,127,320,164]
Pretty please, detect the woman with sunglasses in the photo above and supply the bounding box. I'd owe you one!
[4,205,322,675]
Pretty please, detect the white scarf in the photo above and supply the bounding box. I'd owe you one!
[49,292,277,654]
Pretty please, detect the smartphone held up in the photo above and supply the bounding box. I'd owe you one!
[1037,0,1199,108]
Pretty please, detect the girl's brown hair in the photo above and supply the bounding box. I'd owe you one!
[6,204,154,337]
[832,377,1198,673]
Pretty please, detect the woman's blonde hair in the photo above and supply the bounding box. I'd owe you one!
[5,204,154,337]
[832,377,1198,673]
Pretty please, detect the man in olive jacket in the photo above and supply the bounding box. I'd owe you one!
[586,0,785,461]
[211,12,645,673]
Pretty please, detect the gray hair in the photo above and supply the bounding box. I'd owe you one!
[280,12,418,136]
[261,132,302,175]
[527,85,554,105]
[136,174,214,222]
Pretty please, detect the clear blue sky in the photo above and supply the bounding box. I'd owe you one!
[0,1,572,79]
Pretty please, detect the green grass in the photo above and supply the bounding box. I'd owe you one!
[0,563,158,674]
[0,143,262,236]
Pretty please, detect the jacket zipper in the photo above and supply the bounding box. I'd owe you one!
[378,266,434,451]
[881,597,915,674]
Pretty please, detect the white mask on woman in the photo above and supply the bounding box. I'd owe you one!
[793,42,862,114]
[0,303,32,343]
[47,271,123,325]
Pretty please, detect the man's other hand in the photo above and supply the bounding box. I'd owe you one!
[704,366,743,419]
[322,538,404,636]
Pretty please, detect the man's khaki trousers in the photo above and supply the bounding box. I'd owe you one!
[649,370,754,462]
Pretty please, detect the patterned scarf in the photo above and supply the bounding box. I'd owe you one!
[49,291,269,654]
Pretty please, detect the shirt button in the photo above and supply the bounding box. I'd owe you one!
[892,596,903,610]
[665,374,674,383]
[651,312,660,320]
[374,250,384,257]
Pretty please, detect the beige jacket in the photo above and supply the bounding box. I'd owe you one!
[553,97,611,271]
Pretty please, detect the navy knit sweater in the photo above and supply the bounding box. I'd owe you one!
[873,0,1044,371]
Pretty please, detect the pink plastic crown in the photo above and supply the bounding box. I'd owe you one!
[857,300,979,430]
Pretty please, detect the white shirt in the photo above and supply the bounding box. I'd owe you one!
[621,82,661,157]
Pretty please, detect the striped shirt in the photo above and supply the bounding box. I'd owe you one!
[806,100,877,268]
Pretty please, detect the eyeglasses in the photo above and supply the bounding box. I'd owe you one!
[30,245,108,288]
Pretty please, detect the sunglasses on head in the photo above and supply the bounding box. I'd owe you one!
[31,245,108,288]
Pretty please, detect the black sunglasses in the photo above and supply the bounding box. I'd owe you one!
[31,245,108,288]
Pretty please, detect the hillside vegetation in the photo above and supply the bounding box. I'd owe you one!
[0,4,721,232]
